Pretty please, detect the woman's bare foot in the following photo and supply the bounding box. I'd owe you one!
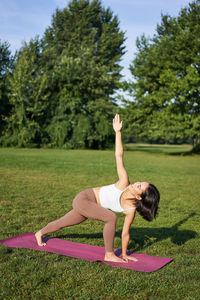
[35,231,46,246]
[104,252,127,263]
[122,254,138,262]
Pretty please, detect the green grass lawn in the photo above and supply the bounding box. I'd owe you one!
[0,146,199,299]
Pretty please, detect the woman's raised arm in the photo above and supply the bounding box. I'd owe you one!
[113,114,130,190]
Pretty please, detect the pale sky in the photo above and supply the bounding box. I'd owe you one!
[0,0,192,80]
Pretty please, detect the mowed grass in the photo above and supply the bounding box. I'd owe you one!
[0,146,199,300]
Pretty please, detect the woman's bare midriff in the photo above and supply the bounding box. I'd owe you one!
[93,187,101,205]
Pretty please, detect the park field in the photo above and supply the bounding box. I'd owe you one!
[0,145,199,299]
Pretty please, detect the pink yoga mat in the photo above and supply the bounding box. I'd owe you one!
[0,233,173,272]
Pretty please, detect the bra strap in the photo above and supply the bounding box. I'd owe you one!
[122,207,136,212]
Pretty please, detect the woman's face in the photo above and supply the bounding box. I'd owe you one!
[128,182,149,200]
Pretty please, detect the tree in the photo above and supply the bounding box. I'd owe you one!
[123,0,200,151]
[0,40,13,136]
[41,0,125,148]
[1,38,50,147]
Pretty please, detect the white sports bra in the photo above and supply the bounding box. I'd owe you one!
[99,184,135,213]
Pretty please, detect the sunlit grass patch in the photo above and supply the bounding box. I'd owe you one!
[0,147,199,299]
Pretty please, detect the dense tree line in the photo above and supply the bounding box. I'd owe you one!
[0,0,125,149]
[121,0,200,152]
[0,0,199,151]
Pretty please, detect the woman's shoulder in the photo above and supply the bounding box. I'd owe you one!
[114,181,129,191]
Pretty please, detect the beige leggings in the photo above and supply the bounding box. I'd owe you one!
[40,188,117,252]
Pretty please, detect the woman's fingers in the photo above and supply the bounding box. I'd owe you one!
[114,114,120,123]
[113,114,122,131]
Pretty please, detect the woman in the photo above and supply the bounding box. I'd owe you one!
[35,114,160,263]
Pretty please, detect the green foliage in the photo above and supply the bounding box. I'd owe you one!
[45,45,118,148]
[1,0,125,149]
[0,40,13,135]
[43,0,124,149]
[3,0,200,150]
[1,38,50,147]
[123,0,200,150]
[40,0,125,149]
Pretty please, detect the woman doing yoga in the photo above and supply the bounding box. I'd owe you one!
[35,114,160,263]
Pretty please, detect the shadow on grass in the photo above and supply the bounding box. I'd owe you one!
[128,212,197,252]
[56,213,197,252]
[125,145,193,156]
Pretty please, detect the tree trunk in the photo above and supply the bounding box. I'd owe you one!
[192,137,200,153]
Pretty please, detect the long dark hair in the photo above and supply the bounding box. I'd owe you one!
[135,183,160,222]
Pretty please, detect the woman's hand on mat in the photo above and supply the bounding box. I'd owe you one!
[122,254,138,262]
[113,114,122,132]
[35,231,46,247]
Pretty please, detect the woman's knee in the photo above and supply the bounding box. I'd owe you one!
[107,212,117,225]
[72,191,84,211]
